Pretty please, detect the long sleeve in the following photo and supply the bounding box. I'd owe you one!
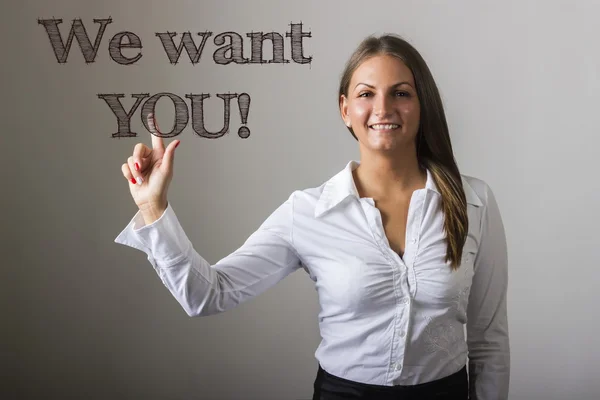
[114,194,302,317]
[466,184,510,400]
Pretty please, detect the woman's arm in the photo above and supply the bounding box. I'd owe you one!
[466,183,510,400]
[115,194,302,317]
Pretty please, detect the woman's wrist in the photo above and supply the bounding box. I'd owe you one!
[139,200,167,225]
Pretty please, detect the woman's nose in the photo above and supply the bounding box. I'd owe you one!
[373,95,393,117]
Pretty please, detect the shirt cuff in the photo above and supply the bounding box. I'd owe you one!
[114,203,192,267]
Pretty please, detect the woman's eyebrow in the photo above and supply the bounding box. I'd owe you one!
[354,81,413,90]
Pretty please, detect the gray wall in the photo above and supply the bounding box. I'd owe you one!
[4,0,600,399]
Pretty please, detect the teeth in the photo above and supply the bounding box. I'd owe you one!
[371,124,399,130]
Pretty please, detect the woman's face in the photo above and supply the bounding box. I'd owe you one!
[340,54,421,153]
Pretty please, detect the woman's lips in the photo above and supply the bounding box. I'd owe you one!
[369,123,401,131]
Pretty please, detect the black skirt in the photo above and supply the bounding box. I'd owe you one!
[312,364,469,400]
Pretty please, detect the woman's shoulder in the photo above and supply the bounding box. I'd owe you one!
[287,163,355,217]
[460,173,496,208]
[287,181,330,216]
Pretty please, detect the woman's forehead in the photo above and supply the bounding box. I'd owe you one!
[350,55,415,86]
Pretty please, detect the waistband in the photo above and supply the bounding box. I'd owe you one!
[314,364,468,398]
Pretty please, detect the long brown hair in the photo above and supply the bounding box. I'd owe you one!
[338,34,468,270]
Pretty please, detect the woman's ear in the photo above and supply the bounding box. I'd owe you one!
[340,95,351,127]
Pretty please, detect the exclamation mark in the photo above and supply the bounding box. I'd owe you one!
[237,93,251,138]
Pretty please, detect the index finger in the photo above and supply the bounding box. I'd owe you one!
[147,113,165,151]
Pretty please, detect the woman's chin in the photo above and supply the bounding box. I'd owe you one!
[366,138,399,151]
[363,129,416,152]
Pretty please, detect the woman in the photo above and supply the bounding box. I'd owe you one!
[116,34,510,400]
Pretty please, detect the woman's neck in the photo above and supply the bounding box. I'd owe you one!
[353,152,426,200]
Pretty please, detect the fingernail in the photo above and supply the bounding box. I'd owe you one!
[137,176,144,185]
[175,141,180,148]
[135,162,140,171]
[130,178,136,184]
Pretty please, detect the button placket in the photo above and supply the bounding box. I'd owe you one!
[363,197,414,379]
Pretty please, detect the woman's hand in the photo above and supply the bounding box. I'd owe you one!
[121,113,181,224]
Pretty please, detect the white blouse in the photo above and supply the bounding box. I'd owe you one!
[115,161,510,399]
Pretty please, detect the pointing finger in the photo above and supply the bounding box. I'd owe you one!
[162,139,180,173]
[147,113,165,151]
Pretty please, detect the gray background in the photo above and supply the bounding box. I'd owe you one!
[3,0,599,399]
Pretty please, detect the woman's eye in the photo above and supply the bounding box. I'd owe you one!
[396,91,410,97]
[359,92,372,97]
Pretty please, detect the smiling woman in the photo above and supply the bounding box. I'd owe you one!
[340,55,421,153]
[116,33,509,400]
[337,35,468,270]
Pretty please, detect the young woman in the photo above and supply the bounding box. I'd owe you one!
[116,34,510,400]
